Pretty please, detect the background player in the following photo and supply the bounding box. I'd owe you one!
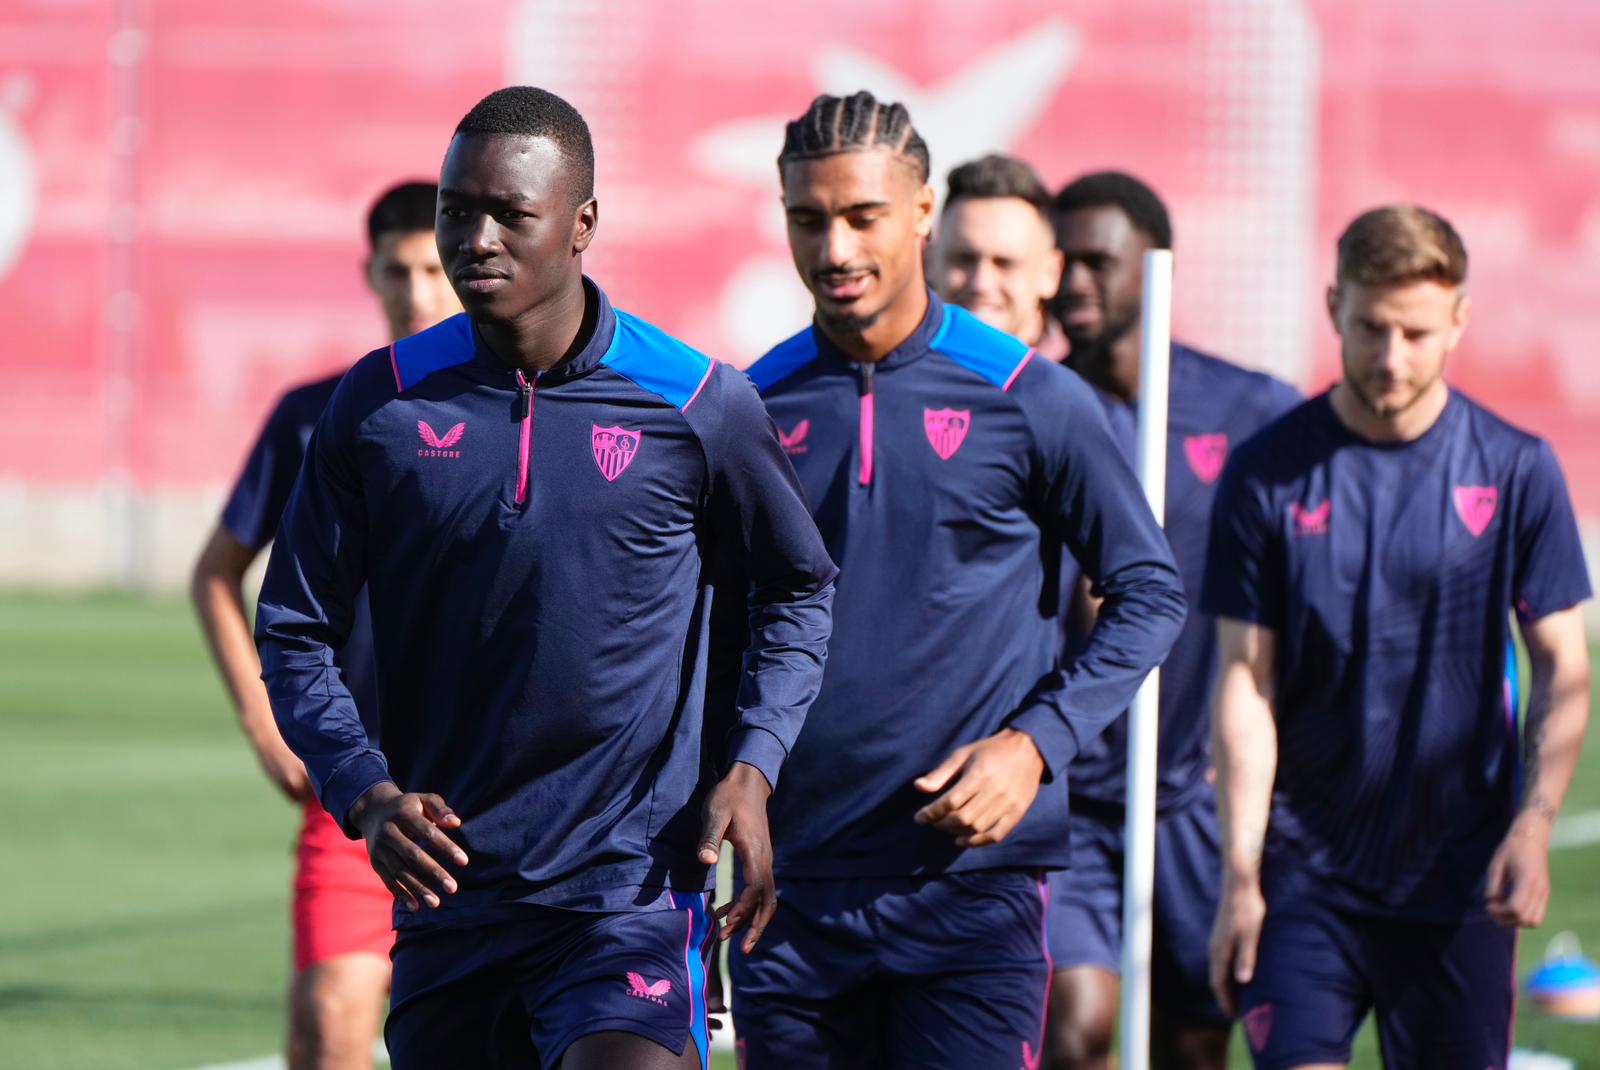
[1040,172,1300,1070]
[928,153,1066,359]
[728,91,1187,1070]
[255,86,836,1070]
[1206,205,1592,1069]
[190,180,459,1070]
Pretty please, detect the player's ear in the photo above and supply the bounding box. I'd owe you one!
[1040,247,1065,301]
[1325,282,1341,325]
[1446,290,1471,350]
[913,182,936,241]
[571,197,598,255]
[362,257,378,293]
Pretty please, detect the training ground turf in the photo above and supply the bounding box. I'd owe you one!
[1,591,1596,1069]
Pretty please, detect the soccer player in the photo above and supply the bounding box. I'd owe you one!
[727,91,1187,1070]
[254,86,837,1070]
[929,153,1067,359]
[1205,205,1592,1070]
[190,180,459,1070]
[1040,172,1300,1070]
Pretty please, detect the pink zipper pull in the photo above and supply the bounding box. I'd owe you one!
[858,362,875,486]
[514,370,534,505]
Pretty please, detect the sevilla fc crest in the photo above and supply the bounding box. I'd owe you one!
[591,425,642,482]
[1184,433,1228,484]
[1453,485,1497,536]
[923,408,971,461]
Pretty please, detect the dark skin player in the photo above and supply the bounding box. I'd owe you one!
[781,146,1049,843]
[1043,201,1229,1070]
[346,130,775,1070]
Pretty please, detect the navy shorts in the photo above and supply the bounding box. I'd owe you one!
[1046,794,1228,1025]
[1239,890,1515,1070]
[385,891,713,1070]
[729,870,1052,1070]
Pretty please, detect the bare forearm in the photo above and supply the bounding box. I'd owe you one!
[1213,663,1277,885]
[1517,654,1591,829]
[191,545,274,731]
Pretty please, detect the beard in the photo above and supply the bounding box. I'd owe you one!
[816,306,884,335]
[1344,364,1443,418]
[1061,301,1139,364]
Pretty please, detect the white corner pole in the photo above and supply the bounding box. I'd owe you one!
[1120,248,1173,1070]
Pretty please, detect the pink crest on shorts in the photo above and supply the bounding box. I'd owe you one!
[923,407,972,460]
[1453,485,1498,537]
[1184,433,1229,484]
[1243,1003,1274,1053]
[625,971,672,1005]
[591,425,642,482]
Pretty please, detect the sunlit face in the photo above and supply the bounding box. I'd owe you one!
[932,196,1063,341]
[436,133,595,326]
[1328,278,1469,417]
[1050,204,1150,357]
[781,148,935,335]
[365,229,462,341]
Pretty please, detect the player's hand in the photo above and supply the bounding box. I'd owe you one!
[348,781,469,913]
[1208,880,1266,1015]
[1486,816,1553,928]
[912,728,1045,847]
[246,726,314,803]
[697,761,775,954]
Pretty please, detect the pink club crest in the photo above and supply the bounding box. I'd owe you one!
[591,425,642,482]
[1184,433,1229,484]
[1453,485,1498,537]
[924,408,972,461]
[1243,1004,1274,1053]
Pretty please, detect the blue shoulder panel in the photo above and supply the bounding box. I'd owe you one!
[746,327,821,393]
[391,314,476,393]
[930,304,1032,389]
[601,310,716,412]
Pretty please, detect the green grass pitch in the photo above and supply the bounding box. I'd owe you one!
[0,592,1595,1068]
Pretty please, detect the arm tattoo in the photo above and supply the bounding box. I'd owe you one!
[1519,689,1557,822]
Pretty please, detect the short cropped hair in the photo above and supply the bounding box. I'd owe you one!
[778,91,930,184]
[945,155,1051,216]
[1053,171,1172,250]
[1335,204,1468,289]
[366,181,438,250]
[454,86,595,205]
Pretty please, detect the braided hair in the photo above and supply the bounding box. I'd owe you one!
[778,91,930,183]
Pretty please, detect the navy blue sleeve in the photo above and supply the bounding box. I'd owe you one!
[1200,438,1278,626]
[256,359,391,831]
[1513,439,1593,622]
[220,393,308,552]
[696,366,837,791]
[1008,364,1188,776]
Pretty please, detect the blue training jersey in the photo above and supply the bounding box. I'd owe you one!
[742,292,1187,878]
[221,374,379,736]
[1202,389,1591,921]
[256,280,838,926]
[1064,346,1301,812]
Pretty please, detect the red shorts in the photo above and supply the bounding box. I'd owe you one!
[292,802,395,972]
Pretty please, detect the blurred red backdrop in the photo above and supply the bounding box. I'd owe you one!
[2,0,1597,526]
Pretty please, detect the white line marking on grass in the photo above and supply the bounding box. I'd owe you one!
[1551,809,1600,850]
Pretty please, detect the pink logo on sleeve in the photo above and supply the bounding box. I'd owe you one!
[1184,433,1229,484]
[591,425,642,482]
[1453,485,1498,536]
[923,408,972,460]
[778,418,810,456]
[625,971,673,1006]
[417,420,465,458]
[1290,500,1330,536]
[1243,1004,1274,1053]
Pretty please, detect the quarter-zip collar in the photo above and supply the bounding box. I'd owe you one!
[466,276,619,387]
[809,288,948,374]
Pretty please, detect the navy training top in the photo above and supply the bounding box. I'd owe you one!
[1203,389,1591,921]
[222,374,379,736]
[256,280,838,927]
[741,292,1187,878]
[1063,345,1301,813]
